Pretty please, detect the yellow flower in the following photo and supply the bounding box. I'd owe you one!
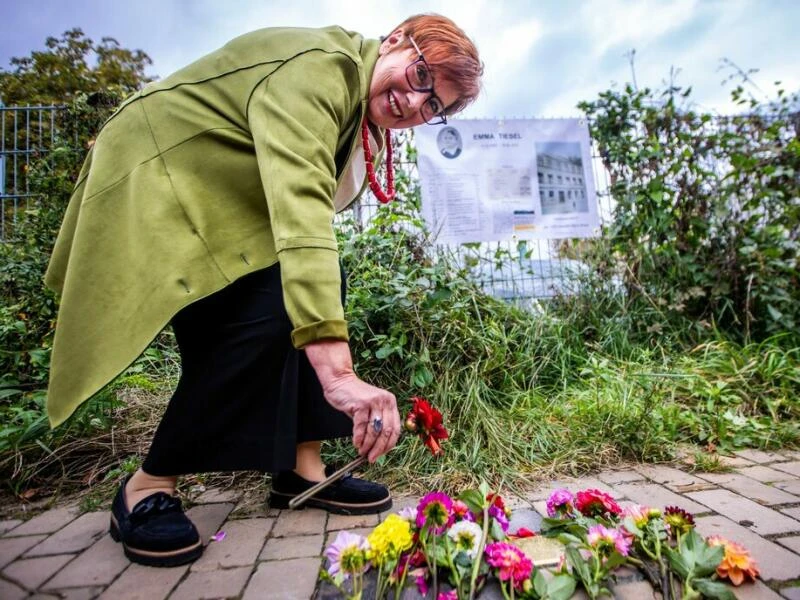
[367,514,413,565]
[707,536,760,586]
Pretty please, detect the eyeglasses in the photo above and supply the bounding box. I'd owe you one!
[406,36,447,125]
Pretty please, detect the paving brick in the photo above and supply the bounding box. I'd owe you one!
[731,580,784,599]
[271,508,327,537]
[610,579,657,599]
[737,465,798,484]
[9,505,79,537]
[194,488,243,504]
[260,534,323,561]
[0,577,28,600]
[776,536,800,554]
[43,534,129,588]
[0,520,22,536]
[170,565,251,600]
[326,512,379,532]
[243,556,320,600]
[1,553,74,589]
[780,586,800,599]
[191,517,272,571]
[0,535,47,568]
[24,512,107,557]
[551,477,622,498]
[185,502,235,544]
[686,489,800,536]
[634,464,709,491]
[32,587,104,600]
[735,450,790,464]
[596,469,645,485]
[695,515,800,581]
[611,482,708,514]
[781,507,800,521]
[380,496,418,521]
[774,480,800,495]
[719,454,756,468]
[509,508,543,534]
[782,451,800,461]
[771,462,800,477]
[99,563,189,599]
[694,473,799,505]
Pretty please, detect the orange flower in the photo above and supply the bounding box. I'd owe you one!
[707,536,760,586]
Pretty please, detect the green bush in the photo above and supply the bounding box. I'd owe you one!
[577,80,800,342]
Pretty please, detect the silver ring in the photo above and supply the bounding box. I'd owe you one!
[372,417,383,433]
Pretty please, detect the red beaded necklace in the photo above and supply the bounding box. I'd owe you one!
[361,119,395,204]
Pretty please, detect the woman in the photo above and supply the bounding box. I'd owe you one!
[45,14,482,566]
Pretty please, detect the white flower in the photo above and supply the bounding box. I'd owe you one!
[447,520,484,559]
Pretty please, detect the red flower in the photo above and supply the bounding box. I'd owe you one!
[509,527,537,539]
[405,396,449,455]
[574,489,622,518]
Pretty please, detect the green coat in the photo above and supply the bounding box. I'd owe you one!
[45,26,381,427]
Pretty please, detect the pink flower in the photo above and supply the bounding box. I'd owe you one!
[324,531,369,579]
[437,591,458,600]
[621,504,660,528]
[546,489,575,517]
[485,541,534,589]
[452,499,475,522]
[587,524,631,556]
[416,491,454,534]
[575,489,622,518]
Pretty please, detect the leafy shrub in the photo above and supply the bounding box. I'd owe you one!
[577,79,799,342]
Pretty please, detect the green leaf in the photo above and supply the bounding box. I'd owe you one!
[693,578,736,600]
[694,542,724,578]
[533,570,548,597]
[603,552,627,570]
[457,489,485,514]
[664,547,691,579]
[547,573,577,600]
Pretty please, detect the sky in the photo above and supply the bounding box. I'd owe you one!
[1,0,798,118]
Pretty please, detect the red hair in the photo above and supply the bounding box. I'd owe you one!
[389,14,483,115]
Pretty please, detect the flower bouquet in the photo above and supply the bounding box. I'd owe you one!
[320,398,759,599]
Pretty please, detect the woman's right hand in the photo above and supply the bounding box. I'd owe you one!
[304,340,401,462]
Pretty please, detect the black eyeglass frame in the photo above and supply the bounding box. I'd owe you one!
[405,36,448,125]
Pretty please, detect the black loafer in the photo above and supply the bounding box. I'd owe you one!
[269,467,392,515]
[109,478,203,567]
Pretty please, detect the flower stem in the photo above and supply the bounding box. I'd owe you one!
[468,506,491,600]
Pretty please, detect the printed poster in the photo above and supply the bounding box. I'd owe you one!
[415,118,599,243]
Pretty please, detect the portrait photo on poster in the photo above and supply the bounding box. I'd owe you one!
[437,126,463,159]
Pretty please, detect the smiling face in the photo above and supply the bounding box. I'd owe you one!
[367,30,460,129]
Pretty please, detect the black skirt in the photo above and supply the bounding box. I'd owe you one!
[142,263,353,476]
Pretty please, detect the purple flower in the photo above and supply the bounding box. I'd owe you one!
[416,491,454,534]
[324,531,369,580]
[587,524,631,557]
[489,503,510,532]
[546,489,575,518]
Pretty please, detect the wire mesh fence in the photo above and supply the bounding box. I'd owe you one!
[0,103,66,240]
[0,105,613,301]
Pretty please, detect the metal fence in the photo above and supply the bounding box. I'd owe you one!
[0,104,613,302]
[0,103,65,240]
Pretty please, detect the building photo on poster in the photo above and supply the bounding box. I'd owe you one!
[415,118,599,244]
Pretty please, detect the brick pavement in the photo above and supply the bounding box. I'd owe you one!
[1,451,800,599]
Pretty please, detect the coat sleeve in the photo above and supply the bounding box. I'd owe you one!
[247,49,362,348]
